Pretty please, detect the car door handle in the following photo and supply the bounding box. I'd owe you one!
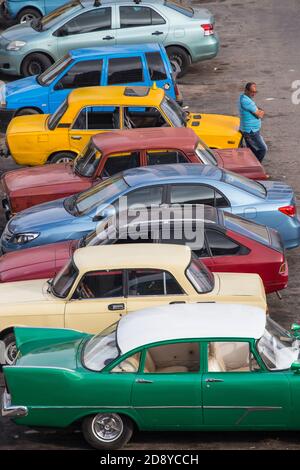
[169,301,186,304]
[135,379,153,384]
[71,135,82,140]
[152,31,164,35]
[205,378,224,383]
[108,303,125,311]
[103,36,114,40]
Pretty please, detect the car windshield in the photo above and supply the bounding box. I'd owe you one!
[186,257,214,293]
[37,55,73,86]
[160,95,186,127]
[51,260,78,298]
[68,175,128,216]
[33,1,82,31]
[222,169,267,198]
[257,317,300,370]
[83,323,120,372]
[48,98,68,130]
[223,212,271,247]
[195,141,217,165]
[74,141,102,177]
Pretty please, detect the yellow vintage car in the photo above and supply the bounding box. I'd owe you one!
[0,244,266,365]
[5,86,242,166]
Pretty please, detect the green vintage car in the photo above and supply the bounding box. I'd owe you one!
[2,302,300,450]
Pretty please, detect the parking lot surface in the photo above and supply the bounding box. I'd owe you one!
[1,0,300,449]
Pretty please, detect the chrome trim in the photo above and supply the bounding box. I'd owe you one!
[1,390,28,418]
[203,406,282,410]
[6,366,75,373]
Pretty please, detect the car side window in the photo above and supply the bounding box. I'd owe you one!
[123,106,169,129]
[102,152,140,177]
[143,342,200,373]
[126,186,163,207]
[158,222,209,258]
[146,150,188,165]
[146,52,167,81]
[111,352,141,373]
[55,60,102,90]
[206,229,245,256]
[59,8,112,36]
[119,6,165,28]
[73,270,123,299]
[208,341,260,372]
[108,57,144,85]
[72,106,120,130]
[127,269,184,296]
[215,189,229,208]
[170,185,215,206]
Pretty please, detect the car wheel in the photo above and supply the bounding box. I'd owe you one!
[48,152,76,164]
[167,46,190,78]
[16,108,40,117]
[82,413,133,450]
[21,53,52,77]
[1,333,17,366]
[17,8,42,24]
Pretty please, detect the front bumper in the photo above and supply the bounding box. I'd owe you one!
[1,389,28,418]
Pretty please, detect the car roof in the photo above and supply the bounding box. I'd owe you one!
[73,243,192,272]
[91,128,198,155]
[117,303,267,354]
[67,85,164,107]
[81,0,165,5]
[123,163,223,187]
[69,43,163,59]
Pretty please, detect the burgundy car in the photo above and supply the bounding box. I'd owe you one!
[1,127,268,219]
[0,206,287,294]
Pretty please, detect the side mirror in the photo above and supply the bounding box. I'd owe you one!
[92,213,105,222]
[291,323,300,332]
[57,27,68,37]
[291,362,300,373]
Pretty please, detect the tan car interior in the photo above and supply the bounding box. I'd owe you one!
[208,342,253,372]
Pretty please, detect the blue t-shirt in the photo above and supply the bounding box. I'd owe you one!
[238,94,261,133]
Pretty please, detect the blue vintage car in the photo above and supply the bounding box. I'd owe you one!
[1,0,67,23]
[0,44,181,130]
[1,164,300,253]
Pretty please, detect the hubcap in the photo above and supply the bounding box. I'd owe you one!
[4,341,17,365]
[28,61,43,76]
[92,413,123,442]
[170,54,183,70]
[20,13,36,23]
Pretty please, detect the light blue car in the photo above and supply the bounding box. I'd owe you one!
[1,164,300,253]
[0,43,182,131]
[2,0,67,23]
[0,0,219,77]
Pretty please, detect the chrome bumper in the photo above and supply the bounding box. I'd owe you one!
[1,390,28,418]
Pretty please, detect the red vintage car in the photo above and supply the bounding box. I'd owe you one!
[0,206,287,294]
[1,127,267,218]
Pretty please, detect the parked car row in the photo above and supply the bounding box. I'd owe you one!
[1,0,300,452]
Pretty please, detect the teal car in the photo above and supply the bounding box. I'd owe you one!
[0,0,219,77]
[3,303,300,450]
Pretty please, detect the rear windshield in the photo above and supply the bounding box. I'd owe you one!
[223,212,270,246]
[222,170,267,198]
[186,257,214,293]
[165,0,194,17]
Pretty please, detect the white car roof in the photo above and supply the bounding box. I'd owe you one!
[117,303,266,354]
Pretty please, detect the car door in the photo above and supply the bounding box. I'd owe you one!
[116,5,169,46]
[64,270,127,334]
[55,6,116,57]
[126,268,188,313]
[202,340,291,428]
[69,105,121,154]
[131,341,203,428]
[49,59,103,114]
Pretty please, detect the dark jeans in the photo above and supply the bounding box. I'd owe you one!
[242,130,268,162]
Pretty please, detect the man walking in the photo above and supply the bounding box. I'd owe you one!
[239,82,267,162]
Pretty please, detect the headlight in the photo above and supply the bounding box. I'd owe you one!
[12,233,39,244]
[6,41,27,51]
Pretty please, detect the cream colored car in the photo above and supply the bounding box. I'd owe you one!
[0,244,267,364]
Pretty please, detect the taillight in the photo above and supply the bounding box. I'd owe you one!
[279,261,288,275]
[201,24,214,36]
[278,205,296,217]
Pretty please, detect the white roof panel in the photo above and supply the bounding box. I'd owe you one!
[117,303,266,354]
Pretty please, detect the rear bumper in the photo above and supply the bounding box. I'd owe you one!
[1,390,28,418]
[190,34,219,63]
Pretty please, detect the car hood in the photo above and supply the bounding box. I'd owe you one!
[214,148,267,179]
[5,75,44,100]
[2,164,87,194]
[1,22,43,42]
[7,114,48,134]
[0,278,49,304]
[8,197,75,233]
